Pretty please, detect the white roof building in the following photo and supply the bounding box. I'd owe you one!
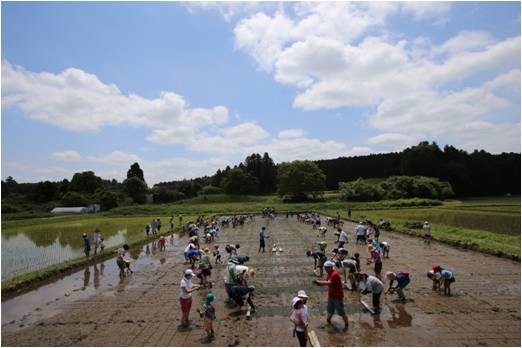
[51,207,88,214]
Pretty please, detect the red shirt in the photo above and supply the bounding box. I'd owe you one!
[326,271,343,300]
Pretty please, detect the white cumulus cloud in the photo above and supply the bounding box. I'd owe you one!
[50,150,82,161]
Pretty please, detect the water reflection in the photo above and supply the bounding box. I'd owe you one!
[386,304,413,328]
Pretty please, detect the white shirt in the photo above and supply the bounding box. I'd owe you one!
[365,275,384,294]
[423,224,431,235]
[339,230,349,242]
[180,277,193,299]
[356,225,367,236]
[234,265,249,275]
[295,305,309,332]
[184,243,195,253]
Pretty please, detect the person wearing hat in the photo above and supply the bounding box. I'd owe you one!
[306,249,327,277]
[385,271,410,302]
[290,296,308,347]
[199,292,216,340]
[423,221,431,245]
[180,269,201,327]
[230,255,250,265]
[432,264,455,296]
[313,261,349,330]
[368,245,382,279]
[82,233,91,257]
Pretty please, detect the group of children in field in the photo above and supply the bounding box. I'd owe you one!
[302,214,455,317]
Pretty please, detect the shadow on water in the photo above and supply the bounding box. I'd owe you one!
[1,237,177,333]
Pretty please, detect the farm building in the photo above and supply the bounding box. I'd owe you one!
[51,207,88,214]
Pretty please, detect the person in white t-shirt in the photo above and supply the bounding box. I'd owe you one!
[337,228,349,248]
[184,242,196,264]
[180,269,200,327]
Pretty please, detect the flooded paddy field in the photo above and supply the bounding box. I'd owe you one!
[1,216,182,280]
[2,216,520,346]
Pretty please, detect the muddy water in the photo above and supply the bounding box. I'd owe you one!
[2,217,520,346]
[2,235,178,333]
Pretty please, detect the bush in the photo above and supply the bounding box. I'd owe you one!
[200,185,224,195]
[152,188,185,204]
[96,191,119,211]
[339,178,384,201]
[61,192,89,207]
[2,204,20,214]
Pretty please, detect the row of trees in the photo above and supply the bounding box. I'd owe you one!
[339,176,454,202]
[316,141,520,196]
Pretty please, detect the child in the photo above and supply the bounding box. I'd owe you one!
[290,297,308,347]
[385,271,410,302]
[116,244,132,277]
[100,238,105,253]
[368,245,383,279]
[423,221,431,245]
[197,248,212,288]
[199,293,216,340]
[306,250,327,277]
[432,264,455,296]
[159,235,167,252]
[213,245,222,265]
[427,270,442,291]
[379,241,390,258]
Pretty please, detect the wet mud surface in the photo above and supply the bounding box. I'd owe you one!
[2,217,520,346]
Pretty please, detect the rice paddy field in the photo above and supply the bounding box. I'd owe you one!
[1,195,519,289]
[1,215,195,281]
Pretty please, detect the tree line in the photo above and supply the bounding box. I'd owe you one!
[2,142,520,214]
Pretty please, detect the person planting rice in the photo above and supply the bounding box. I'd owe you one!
[380,241,390,258]
[318,226,327,237]
[116,244,132,278]
[385,271,411,302]
[213,245,222,265]
[188,248,202,269]
[357,272,384,314]
[225,244,240,259]
[432,264,456,296]
[229,284,256,313]
[230,255,250,265]
[367,245,383,279]
[290,297,309,347]
[183,240,196,264]
[307,249,327,277]
[350,252,361,272]
[338,258,358,291]
[159,235,166,251]
[180,269,201,327]
[313,261,349,330]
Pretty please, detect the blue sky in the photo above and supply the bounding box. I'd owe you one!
[2,1,520,184]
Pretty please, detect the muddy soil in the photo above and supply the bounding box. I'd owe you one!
[2,217,520,346]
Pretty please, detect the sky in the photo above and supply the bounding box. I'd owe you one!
[2,1,520,185]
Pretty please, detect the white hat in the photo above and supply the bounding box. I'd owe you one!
[292,296,303,307]
[297,290,309,299]
[184,269,195,276]
[324,261,335,268]
[424,221,429,224]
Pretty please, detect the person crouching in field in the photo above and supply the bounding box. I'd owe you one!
[307,249,327,277]
[357,272,384,314]
[379,241,390,258]
[385,271,410,302]
[432,264,455,296]
[116,244,132,277]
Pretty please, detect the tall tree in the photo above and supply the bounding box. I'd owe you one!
[70,171,103,194]
[277,160,326,201]
[123,176,148,204]
[127,162,145,183]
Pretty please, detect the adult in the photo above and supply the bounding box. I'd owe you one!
[183,241,196,264]
[259,226,267,253]
[432,264,455,296]
[339,259,358,291]
[82,233,91,257]
[358,273,384,314]
[355,223,367,245]
[313,261,349,330]
[230,255,250,265]
[423,221,431,245]
[290,297,308,347]
[337,228,349,248]
[385,271,410,302]
[180,269,200,327]
[197,248,212,287]
[93,228,101,255]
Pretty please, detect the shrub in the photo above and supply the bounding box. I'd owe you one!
[61,192,89,207]
[200,185,224,195]
[152,188,185,204]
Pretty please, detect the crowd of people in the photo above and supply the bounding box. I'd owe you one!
[79,208,455,346]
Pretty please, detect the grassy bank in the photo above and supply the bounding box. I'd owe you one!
[321,209,520,261]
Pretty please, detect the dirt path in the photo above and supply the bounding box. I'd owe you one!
[2,217,520,346]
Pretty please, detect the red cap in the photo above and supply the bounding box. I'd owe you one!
[432,264,441,272]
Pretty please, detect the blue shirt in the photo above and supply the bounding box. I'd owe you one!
[259,229,265,241]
